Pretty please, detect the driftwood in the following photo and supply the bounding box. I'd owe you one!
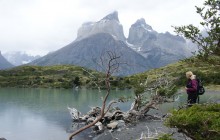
[67,107,81,120]
[68,51,123,140]
[68,52,174,139]
[68,97,159,136]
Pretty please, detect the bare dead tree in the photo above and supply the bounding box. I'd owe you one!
[129,69,177,117]
[68,53,180,139]
[68,51,122,140]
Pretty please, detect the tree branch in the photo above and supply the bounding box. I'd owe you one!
[68,51,122,140]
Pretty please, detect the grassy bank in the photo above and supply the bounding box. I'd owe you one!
[0,56,220,90]
[0,65,106,89]
[123,56,220,90]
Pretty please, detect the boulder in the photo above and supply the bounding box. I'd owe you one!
[117,120,125,128]
[95,121,103,130]
[107,121,118,129]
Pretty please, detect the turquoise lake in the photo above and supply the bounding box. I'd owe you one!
[0,88,219,140]
[0,88,133,140]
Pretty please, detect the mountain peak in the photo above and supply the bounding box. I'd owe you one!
[132,18,153,31]
[0,51,14,69]
[3,51,41,66]
[101,11,119,22]
[77,11,125,41]
[127,18,156,45]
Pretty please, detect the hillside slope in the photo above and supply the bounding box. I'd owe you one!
[125,56,220,89]
[31,33,151,76]
[0,65,106,89]
[1,56,220,89]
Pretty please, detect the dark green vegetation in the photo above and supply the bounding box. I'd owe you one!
[169,0,220,90]
[125,55,220,95]
[165,104,220,140]
[1,55,220,90]
[165,1,220,138]
[0,64,126,89]
[158,134,175,140]
[173,0,220,59]
[0,65,107,89]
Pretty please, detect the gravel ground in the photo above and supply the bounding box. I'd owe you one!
[93,115,186,140]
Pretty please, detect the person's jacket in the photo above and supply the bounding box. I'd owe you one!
[186,75,197,94]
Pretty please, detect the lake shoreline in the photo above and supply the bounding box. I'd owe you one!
[93,89,220,140]
[92,113,186,140]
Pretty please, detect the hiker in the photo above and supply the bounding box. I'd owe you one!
[185,71,198,106]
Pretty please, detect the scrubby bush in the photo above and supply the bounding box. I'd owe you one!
[165,104,220,140]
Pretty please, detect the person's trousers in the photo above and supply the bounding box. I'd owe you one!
[187,93,198,105]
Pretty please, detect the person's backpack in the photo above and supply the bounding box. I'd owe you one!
[196,78,205,103]
[196,78,205,95]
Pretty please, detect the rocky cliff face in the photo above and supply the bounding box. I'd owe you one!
[127,19,192,67]
[31,33,151,76]
[77,11,126,41]
[0,51,14,69]
[30,11,194,75]
[127,18,157,45]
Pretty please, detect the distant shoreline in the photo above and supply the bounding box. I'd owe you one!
[205,85,220,91]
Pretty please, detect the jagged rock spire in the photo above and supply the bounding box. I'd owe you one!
[131,18,153,31]
[128,18,156,45]
[101,11,119,22]
[77,11,125,41]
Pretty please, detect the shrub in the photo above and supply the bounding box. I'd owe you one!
[165,104,220,140]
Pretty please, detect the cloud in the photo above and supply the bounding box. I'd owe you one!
[0,0,204,56]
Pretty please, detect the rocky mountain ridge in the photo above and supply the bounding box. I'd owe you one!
[30,11,193,75]
[77,11,126,42]
[31,33,151,76]
[2,51,40,66]
[0,51,14,69]
[127,18,192,67]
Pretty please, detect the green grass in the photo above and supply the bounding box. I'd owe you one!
[0,55,220,89]
[122,55,220,89]
[0,65,106,89]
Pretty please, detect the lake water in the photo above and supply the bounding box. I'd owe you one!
[0,88,219,140]
[0,88,133,140]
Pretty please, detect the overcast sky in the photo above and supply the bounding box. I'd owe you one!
[0,0,204,56]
